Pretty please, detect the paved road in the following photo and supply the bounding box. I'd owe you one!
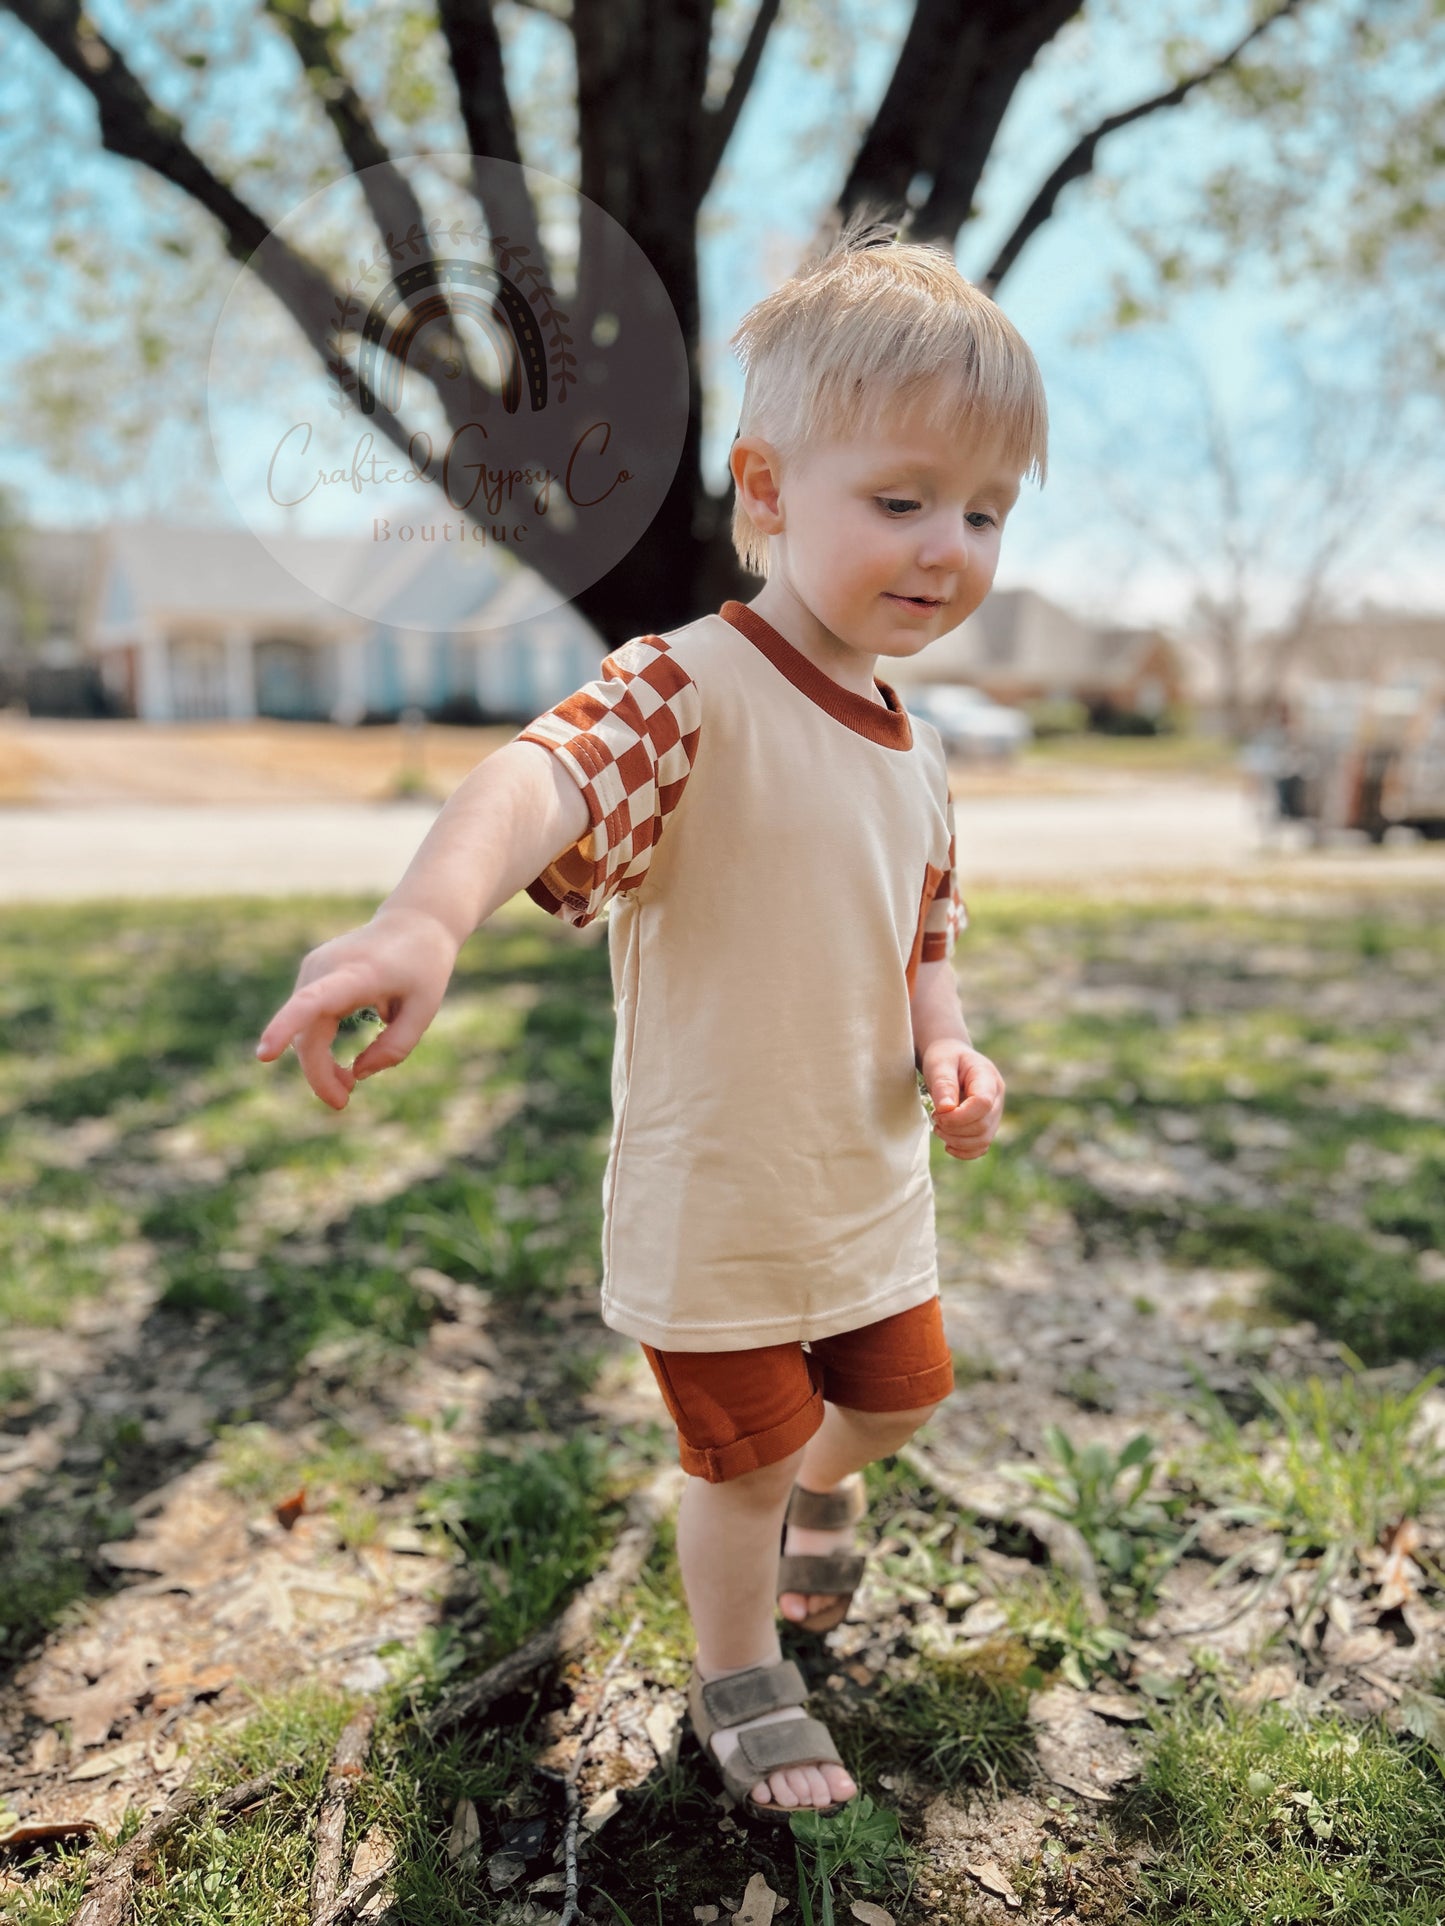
[3,788,1441,903]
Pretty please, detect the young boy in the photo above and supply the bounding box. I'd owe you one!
[255,209,1047,1825]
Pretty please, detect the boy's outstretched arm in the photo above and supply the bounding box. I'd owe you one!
[910,957,1005,1160]
[255,741,590,1109]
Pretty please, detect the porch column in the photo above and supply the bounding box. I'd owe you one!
[136,623,172,721]
[331,629,368,726]
[222,627,256,720]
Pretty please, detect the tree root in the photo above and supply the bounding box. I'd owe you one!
[72,1761,304,1926]
[312,1703,386,1926]
[421,1465,683,1740]
[900,1443,1110,1626]
[543,1611,643,1926]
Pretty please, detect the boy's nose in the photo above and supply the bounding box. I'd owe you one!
[918,510,970,569]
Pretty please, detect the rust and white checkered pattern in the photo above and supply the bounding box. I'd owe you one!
[515,634,702,928]
[920,792,967,962]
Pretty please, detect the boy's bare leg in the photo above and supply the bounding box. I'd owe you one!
[779,1401,944,1624]
[676,1447,857,1811]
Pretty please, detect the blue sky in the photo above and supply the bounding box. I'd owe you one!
[1,0,1440,637]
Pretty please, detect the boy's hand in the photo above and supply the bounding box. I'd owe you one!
[921,1042,1005,1160]
[254,907,459,1111]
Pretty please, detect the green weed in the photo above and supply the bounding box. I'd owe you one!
[1001,1567,1136,1691]
[1002,1426,1197,1611]
[790,1795,916,1917]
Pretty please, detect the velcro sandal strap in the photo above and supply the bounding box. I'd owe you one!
[698,1658,808,1728]
[777,1551,867,1594]
[734,1715,843,1776]
[785,1474,866,1531]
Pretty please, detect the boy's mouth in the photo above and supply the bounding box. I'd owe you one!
[884,593,944,610]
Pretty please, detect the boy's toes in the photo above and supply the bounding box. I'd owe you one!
[753,1760,856,1809]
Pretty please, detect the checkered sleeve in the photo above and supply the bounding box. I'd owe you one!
[919,789,967,963]
[513,634,702,929]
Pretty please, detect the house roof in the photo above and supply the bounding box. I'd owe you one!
[78,519,573,644]
[87,521,393,637]
[885,587,1174,691]
[1290,612,1445,682]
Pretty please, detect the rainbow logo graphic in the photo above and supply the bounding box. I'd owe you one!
[357,257,548,418]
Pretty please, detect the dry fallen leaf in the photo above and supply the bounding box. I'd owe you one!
[67,1740,149,1782]
[1377,1518,1424,1610]
[964,1858,1022,1909]
[731,1872,779,1925]
[1230,1663,1299,1711]
[0,1817,101,1853]
[850,1902,895,1926]
[274,1487,307,1530]
[446,1797,480,1868]
[581,1788,621,1833]
[488,1850,526,1892]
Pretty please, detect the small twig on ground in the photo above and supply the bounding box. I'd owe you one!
[901,1443,1110,1626]
[548,1610,643,1926]
[72,1761,305,1926]
[311,1703,380,1924]
[422,1465,683,1738]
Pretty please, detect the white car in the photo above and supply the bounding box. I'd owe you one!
[902,682,1033,758]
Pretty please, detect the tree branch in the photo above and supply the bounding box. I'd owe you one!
[3,0,513,503]
[434,0,555,285]
[696,0,783,203]
[260,0,430,246]
[981,0,1313,292]
[838,0,1079,242]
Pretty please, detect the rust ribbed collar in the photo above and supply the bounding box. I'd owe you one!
[719,600,914,751]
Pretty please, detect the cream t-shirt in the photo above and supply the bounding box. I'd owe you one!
[514,599,965,1351]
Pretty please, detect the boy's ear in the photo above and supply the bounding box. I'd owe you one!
[730,436,785,536]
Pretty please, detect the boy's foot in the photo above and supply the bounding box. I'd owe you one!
[696,1660,857,1810]
[778,1473,867,1628]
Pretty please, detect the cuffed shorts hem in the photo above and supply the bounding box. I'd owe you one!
[673,1386,824,1483]
[817,1355,956,1413]
[640,1295,955,1485]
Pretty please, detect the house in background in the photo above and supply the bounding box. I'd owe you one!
[885,586,1188,724]
[1281,609,1445,697]
[25,520,605,724]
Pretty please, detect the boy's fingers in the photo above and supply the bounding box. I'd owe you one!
[293,1022,353,1109]
[349,1004,426,1080]
[256,971,375,1059]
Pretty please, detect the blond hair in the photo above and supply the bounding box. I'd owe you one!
[728,204,1049,577]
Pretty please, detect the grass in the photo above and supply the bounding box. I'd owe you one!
[1180,1360,1445,1626]
[418,1431,630,1666]
[5,884,1445,1922]
[1122,1699,1445,1923]
[0,894,616,1660]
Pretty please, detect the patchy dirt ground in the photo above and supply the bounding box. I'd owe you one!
[3,875,1445,1923]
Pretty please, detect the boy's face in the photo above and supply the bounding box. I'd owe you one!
[735,396,1023,664]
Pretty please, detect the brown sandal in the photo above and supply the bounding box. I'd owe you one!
[776,1472,869,1635]
[687,1656,855,1824]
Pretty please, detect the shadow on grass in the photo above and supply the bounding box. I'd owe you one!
[0,896,620,1669]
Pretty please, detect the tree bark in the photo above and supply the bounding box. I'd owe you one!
[2,0,1327,650]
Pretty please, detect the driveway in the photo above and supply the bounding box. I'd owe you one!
[3,788,1441,902]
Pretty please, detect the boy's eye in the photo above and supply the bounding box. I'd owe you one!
[876,497,919,515]
[967,512,997,529]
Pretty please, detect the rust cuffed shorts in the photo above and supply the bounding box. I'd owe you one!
[639,1294,955,1484]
